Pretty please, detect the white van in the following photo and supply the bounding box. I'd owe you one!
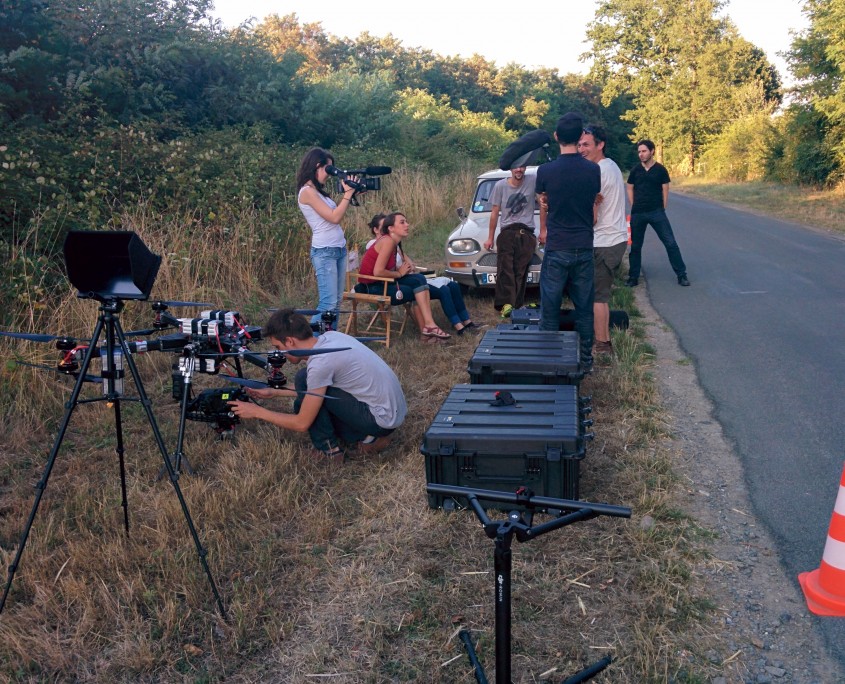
[443,166,543,290]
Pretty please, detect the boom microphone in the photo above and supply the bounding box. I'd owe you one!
[498,129,554,170]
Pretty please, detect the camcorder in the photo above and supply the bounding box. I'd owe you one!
[326,164,392,194]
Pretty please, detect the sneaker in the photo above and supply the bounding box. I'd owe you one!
[677,275,691,286]
[625,278,638,287]
[358,434,394,454]
[311,446,345,465]
[500,304,514,319]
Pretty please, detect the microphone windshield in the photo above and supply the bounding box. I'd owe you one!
[364,166,392,176]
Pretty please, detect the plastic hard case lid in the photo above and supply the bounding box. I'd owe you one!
[421,384,584,458]
[467,329,582,380]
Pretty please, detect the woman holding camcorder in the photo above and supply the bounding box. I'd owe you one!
[296,147,358,326]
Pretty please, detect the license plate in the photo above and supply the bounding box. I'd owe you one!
[527,272,538,284]
[481,273,496,284]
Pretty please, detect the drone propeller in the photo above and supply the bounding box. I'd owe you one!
[219,375,336,399]
[203,346,350,361]
[0,331,87,344]
[152,300,214,308]
[14,360,102,383]
[267,308,355,316]
[124,327,161,336]
[273,346,349,358]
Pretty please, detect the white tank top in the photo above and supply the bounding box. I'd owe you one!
[298,186,347,249]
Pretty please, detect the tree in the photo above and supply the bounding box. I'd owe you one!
[786,0,845,184]
[587,0,781,173]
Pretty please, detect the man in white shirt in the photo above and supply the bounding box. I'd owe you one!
[578,125,628,358]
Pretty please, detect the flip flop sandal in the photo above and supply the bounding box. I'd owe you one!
[422,325,451,339]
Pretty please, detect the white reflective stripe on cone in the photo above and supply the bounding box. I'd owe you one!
[835,485,845,517]
[822,535,845,571]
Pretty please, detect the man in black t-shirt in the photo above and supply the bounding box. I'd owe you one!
[626,139,690,287]
[535,112,601,369]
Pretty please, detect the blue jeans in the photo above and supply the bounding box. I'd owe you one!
[539,248,594,365]
[428,281,470,326]
[628,209,686,280]
[294,368,392,451]
[365,273,427,305]
[310,246,347,324]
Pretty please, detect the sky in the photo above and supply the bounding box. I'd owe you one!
[208,0,809,85]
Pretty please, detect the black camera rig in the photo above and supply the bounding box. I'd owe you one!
[184,385,249,433]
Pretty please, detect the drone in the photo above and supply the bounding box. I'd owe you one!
[1,300,351,438]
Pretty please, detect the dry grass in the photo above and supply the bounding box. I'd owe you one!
[675,177,845,235]
[0,167,730,681]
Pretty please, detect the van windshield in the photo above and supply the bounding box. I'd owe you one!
[471,180,499,213]
[471,177,540,214]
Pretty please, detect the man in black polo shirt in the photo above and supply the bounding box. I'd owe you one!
[626,139,690,287]
[535,112,601,369]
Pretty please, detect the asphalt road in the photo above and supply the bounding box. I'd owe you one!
[637,192,845,666]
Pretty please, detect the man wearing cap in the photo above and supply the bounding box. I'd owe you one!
[484,164,538,317]
[535,112,601,369]
[578,124,628,359]
[626,139,690,287]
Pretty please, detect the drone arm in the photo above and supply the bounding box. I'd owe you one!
[242,351,269,369]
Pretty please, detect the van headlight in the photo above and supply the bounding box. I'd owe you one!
[448,238,481,255]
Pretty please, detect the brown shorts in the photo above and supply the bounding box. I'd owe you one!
[593,241,628,303]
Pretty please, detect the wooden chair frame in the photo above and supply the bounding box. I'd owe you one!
[342,271,412,348]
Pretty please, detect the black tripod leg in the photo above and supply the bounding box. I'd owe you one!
[560,655,613,684]
[459,629,489,684]
[112,398,130,535]
[157,364,194,480]
[0,317,105,615]
[116,322,226,619]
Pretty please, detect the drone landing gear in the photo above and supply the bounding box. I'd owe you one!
[427,484,630,684]
[0,299,226,619]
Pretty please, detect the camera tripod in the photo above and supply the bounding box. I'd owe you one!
[0,298,226,618]
[427,484,630,684]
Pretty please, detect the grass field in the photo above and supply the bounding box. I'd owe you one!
[675,177,845,235]
[0,167,743,682]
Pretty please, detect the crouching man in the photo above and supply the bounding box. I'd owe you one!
[228,309,407,463]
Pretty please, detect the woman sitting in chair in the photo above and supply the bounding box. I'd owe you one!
[368,212,477,335]
[359,212,451,340]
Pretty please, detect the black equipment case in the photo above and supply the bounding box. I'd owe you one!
[496,323,540,331]
[422,384,593,511]
[511,306,629,331]
[468,329,582,385]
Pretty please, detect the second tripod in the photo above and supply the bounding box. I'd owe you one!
[428,484,631,684]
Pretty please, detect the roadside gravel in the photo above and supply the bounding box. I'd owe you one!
[634,286,845,684]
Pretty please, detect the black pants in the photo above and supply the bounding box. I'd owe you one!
[495,223,536,309]
[294,368,392,452]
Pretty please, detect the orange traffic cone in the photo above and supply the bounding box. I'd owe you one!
[798,462,845,616]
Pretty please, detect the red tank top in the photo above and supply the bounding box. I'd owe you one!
[359,237,397,284]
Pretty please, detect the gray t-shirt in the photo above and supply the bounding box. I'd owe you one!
[306,331,407,429]
[490,175,537,229]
